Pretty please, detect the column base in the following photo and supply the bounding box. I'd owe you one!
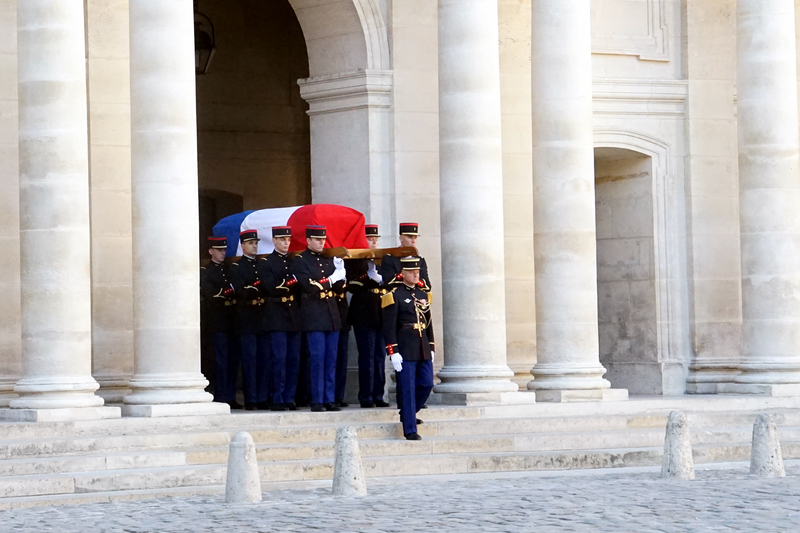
[686,360,740,394]
[95,375,133,404]
[717,383,800,397]
[121,402,230,418]
[534,388,629,403]
[431,390,536,406]
[0,406,121,422]
[434,364,518,394]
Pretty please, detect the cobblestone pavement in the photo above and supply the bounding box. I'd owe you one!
[4,464,800,532]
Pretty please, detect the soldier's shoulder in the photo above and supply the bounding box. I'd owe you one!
[231,261,240,267]
[381,289,396,308]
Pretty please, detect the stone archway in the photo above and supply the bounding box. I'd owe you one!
[593,129,691,395]
[289,0,395,235]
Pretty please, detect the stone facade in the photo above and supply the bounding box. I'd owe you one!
[0,0,798,417]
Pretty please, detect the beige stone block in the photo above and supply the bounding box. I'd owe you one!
[392,0,436,26]
[392,24,438,72]
[306,35,367,77]
[502,195,533,235]
[0,99,17,145]
[86,0,130,60]
[504,235,535,279]
[89,103,131,146]
[394,150,439,190]
[500,114,532,155]
[690,233,741,279]
[393,69,438,113]
[394,112,439,153]
[91,190,132,237]
[596,238,653,281]
[690,195,739,235]
[693,321,741,361]
[0,53,16,100]
[0,184,18,237]
[693,279,742,322]
[90,145,131,192]
[688,119,737,158]
[500,73,532,115]
[0,2,15,55]
[688,80,735,119]
[687,156,738,197]
[88,58,130,105]
[91,328,134,375]
[91,236,133,285]
[502,153,533,196]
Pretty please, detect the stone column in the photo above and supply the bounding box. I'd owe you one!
[528,0,626,402]
[124,0,227,416]
[5,0,119,421]
[433,0,518,401]
[721,0,800,395]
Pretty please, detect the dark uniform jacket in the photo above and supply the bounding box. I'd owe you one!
[200,261,236,333]
[380,255,432,293]
[260,251,301,332]
[229,255,266,335]
[382,283,434,362]
[346,259,384,329]
[293,249,343,332]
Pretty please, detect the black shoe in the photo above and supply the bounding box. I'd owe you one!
[270,404,287,411]
[420,404,428,409]
[325,403,342,412]
[310,403,325,412]
[227,401,244,410]
[404,432,422,441]
[374,400,390,408]
[335,400,348,408]
[257,401,271,411]
[416,418,423,425]
[244,403,257,411]
[287,402,298,411]
[360,401,376,408]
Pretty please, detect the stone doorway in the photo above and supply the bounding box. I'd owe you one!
[594,147,659,394]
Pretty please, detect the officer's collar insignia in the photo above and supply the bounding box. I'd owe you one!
[404,298,412,303]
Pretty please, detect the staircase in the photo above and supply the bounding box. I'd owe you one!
[1,394,799,509]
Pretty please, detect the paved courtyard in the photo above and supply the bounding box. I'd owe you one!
[4,463,800,532]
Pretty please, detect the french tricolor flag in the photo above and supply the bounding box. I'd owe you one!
[213,204,369,257]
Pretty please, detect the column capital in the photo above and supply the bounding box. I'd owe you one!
[298,70,393,115]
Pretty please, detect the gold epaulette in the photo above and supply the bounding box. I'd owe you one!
[381,290,395,308]
[426,292,433,305]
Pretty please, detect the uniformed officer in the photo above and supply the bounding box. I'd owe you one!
[260,226,302,411]
[346,225,390,408]
[293,225,346,412]
[379,222,432,293]
[229,230,271,410]
[200,236,242,409]
[382,257,435,440]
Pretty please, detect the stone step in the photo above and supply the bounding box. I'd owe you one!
[0,451,187,477]
[3,435,800,500]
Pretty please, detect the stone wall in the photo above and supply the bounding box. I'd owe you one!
[595,150,659,394]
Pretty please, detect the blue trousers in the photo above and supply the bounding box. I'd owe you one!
[335,330,350,401]
[271,331,301,405]
[397,360,434,436]
[213,332,240,403]
[354,327,386,403]
[306,330,340,405]
[239,334,271,404]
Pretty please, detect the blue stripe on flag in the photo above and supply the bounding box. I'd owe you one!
[213,210,255,257]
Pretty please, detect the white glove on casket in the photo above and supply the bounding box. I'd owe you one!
[329,258,346,283]
[431,351,435,363]
[367,261,382,283]
[390,353,403,372]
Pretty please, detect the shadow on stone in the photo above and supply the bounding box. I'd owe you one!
[661,410,695,480]
[332,426,367,496]
[225,431,262,503]
[750,413,785,478]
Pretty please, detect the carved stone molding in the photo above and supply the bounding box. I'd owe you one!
[591,0,671,62]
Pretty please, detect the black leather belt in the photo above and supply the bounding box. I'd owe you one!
[268,296,295,303]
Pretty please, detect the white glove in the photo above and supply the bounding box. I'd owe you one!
[391,353,403,372]
[367,261,382,283]
[333,257,344,270]
[431,351,435,363]
[328,257,346,283]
